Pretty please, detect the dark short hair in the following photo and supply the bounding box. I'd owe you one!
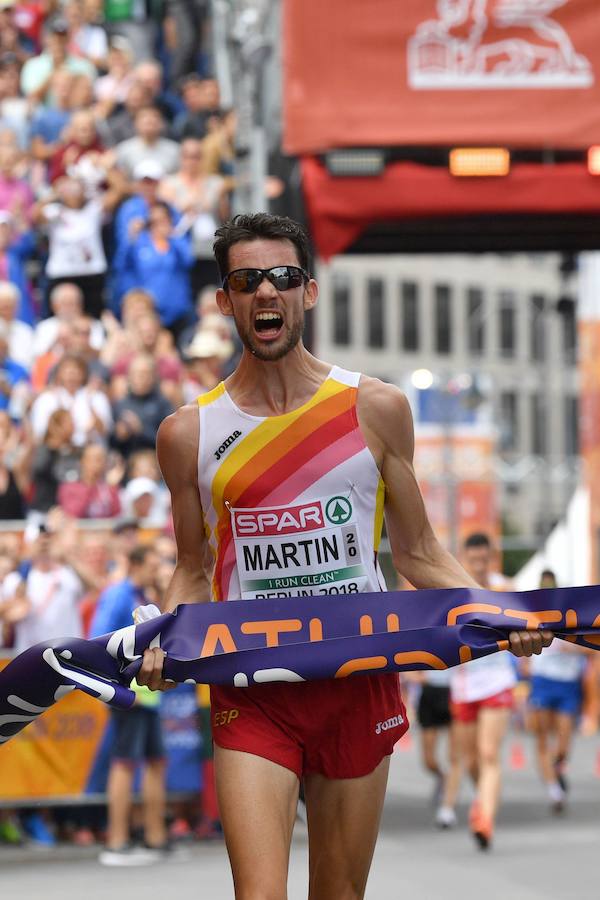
[128,545,155,567]
[463,532,492,550]
[213,213,311,283]
[540,568,557,582]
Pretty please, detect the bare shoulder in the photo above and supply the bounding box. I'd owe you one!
[156,404,199,484]
[358,376,414,455]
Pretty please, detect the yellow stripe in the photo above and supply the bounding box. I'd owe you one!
[197,382,226,407]
[373,475,386,551]
[210,377,348,519]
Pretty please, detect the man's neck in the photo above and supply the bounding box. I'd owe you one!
[226,344,331,417]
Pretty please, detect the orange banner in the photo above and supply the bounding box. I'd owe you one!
[284,0,600,153]
[0,657,109,801]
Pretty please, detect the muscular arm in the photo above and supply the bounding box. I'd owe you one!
[358,378,551,657]
[359,379,478,590]
[156,404,211,612]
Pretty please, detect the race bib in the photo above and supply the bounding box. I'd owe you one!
[230,496,368,600]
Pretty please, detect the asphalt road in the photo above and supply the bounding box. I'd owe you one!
[2,729,599,899]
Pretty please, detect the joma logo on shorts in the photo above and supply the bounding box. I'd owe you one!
[375,713,404,734]
[215,430,242,460]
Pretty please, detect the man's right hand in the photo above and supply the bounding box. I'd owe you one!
[136,648,177,692]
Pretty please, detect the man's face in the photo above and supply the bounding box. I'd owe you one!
[216,239,317,362]
[137,551,159,589]
[136,109,162,141]
[463,545,492,584]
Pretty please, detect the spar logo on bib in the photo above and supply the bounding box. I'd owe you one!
[325,496,352,525]
[233,502,325,537]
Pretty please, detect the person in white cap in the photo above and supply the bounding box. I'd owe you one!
[182,327,234,403]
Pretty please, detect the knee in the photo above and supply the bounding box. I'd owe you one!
[478,746,500,768]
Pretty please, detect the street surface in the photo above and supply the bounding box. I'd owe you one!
[2,728,599,899]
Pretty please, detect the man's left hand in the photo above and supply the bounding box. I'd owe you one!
[508,629,554,657]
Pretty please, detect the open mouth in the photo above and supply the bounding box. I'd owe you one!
[254,311,284,340]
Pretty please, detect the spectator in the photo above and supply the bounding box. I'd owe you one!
[0,410,30,518]
[94,34,134,114]
[132,59,182,124]
[159,135,228,291]
[12,2,49,53]
[203,108,236,177]
[99,286,156,367]
[120,475,166,526]
[78,530,112,635]
[33,281,104,357]
[172,74,219,142]
[29,407,80,516]
[29,67,74,164]
[110,310,182,404]
[0,2,35,64]
[64,0,108,70]
[0,209,36,325]
[115,104,180,179]
[0,317,30,418]
[111,352,173,458]
[176,282,219,353]
[103,0,160,63]
[0,142,34,222]
[100,78,151,147]
[115,199,193,333]
[90,544,168,866]
[1,521,85,653]
[33,167,126,318]
[57,442,122,518]
[0,51,30,147]
[181,327,232,403]
[56,314,110,386]
[47,107,104,184]
[163,0,208,88]
[30,352,112,445]
[20,15,95,104]
[0,279,33,369]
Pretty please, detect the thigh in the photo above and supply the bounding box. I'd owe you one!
[304,756,390,900]
[477,707,510,759]
[214,745,299,900]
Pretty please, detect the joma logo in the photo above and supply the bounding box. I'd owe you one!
[215,430,242,460]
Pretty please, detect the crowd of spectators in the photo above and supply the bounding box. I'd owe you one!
[0,2,237,850]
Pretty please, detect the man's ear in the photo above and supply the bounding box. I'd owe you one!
[303,278,319,311]
[216,287,234,317]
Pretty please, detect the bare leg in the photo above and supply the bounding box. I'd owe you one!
[554,711,576,766]
[142,759,167,848]
[214,746,299,900]
[532,708,556,785]
[441,720,463,810]
[106,761,134,849]
[421,728,443,777]
[304,756,390,900]
[476,707,510,824]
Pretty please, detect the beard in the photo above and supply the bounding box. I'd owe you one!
[234,312,305,362]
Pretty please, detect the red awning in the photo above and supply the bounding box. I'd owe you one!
[301,157,600,259]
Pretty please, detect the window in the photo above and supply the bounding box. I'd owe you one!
[367,278,385,348]
[531,394,547,456]
[559,299,577,365]
[564,395,579,456]
[434,284,452,354]
[400,281,419,351]
[466,287,485,355]
[500,391,519,451]
[498,291,516,358]
[332,274,351,346]
[529,294,546,362]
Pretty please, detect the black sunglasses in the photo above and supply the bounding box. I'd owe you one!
[223,266,308,294]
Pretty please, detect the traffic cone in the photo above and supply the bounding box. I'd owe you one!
[509,740,526,770]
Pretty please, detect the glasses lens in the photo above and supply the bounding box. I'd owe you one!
[227,269,262,292]
[268,267,304,291]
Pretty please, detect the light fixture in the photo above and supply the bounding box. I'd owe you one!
[587,146,600,175]
[449,147,510,177]
[325,150,386,177]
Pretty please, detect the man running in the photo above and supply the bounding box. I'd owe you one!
[138,214,552,897]
[449,532,517,850]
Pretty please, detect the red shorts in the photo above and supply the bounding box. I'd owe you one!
[211,673,406,780]
[451,688,514,724]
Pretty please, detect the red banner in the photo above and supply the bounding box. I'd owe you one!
[284,0,600,153]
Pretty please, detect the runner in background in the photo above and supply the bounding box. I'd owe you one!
[449,532,516,850]
[528,569,588,813]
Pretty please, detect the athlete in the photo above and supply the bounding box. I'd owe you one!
[137,214,552,897]
[449,532,517,850]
